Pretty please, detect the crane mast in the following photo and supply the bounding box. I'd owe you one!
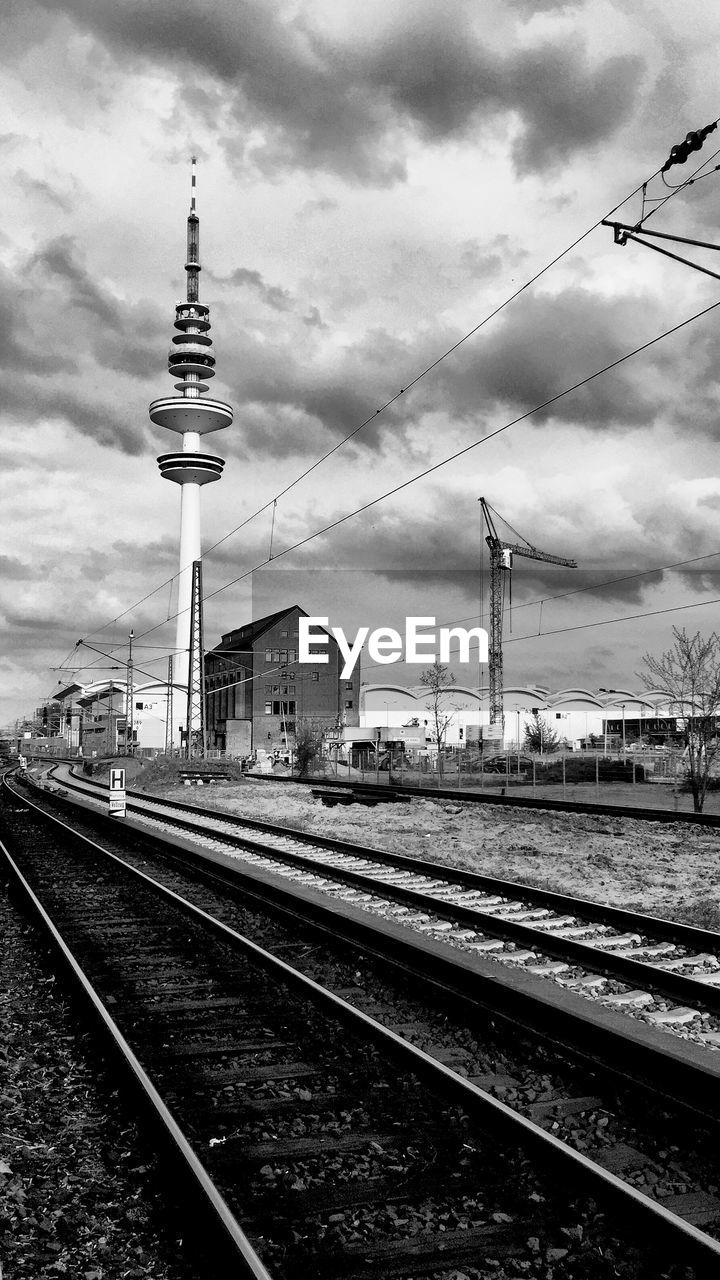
[479,498,577,737]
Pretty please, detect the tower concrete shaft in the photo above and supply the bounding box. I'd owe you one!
[150,158,233,692]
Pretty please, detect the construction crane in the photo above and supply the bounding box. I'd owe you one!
[479,498,577,736]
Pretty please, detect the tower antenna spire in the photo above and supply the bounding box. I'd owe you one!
[150,156,233,752]
[186,155,200,304]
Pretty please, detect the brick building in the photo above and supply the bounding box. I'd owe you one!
[205,605,360,756]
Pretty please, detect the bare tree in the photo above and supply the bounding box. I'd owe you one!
[419,660,459,779]
[639,628,720,812]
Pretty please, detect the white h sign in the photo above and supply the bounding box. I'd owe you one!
[109,767,126,817]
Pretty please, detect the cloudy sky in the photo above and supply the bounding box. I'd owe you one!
[3,0,720,726]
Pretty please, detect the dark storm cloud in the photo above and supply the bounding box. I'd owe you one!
[220,267,295,313]
[28,236,121,330]
[210,266,326,329]
[507,49,643,174]
[31,0,642,183]
[1,376,147,454]
[220,280,681,465]
[264,504,683,614]
[0,555,31,582]
[0,293,68,376]
[14,171,73,212]
[435,286,667,429]
[219,322,410,460]
[505,0,582,14]
[0,235,165,452]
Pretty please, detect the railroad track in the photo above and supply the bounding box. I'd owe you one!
[52,765,720,1054]
[4,770,720,1275]
[25,751,720,825]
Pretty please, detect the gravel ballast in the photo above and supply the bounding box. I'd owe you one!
[143,778,720,930]
[0,884,200,1280]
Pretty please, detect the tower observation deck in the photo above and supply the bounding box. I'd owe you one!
[150,158,233,691]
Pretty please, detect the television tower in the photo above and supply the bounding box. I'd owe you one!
[150,158,233,698]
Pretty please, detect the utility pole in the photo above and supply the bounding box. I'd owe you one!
[165,655,174,756]
[125,629,134,756]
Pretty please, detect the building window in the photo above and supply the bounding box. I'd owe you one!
[289,649,297,662]
[312,672,319,681]
[271,700,297,716]
[281,630,288,638]
[288,685,295,695]
[344,700,354,709]
[265,649,272,663]
[344,681,353,690]
[264,702,272,715]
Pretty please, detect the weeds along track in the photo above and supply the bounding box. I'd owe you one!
[56,766,720,1054]
[3,772,720,1275]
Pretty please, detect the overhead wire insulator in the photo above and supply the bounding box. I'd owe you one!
[662,121,718,174]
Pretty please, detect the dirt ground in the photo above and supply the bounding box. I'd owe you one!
[154,778,720,932]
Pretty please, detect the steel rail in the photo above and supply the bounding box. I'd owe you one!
[22,751,720,827]
[255,769,720,828]
[0,818,274,1279]
[20,771,720,1115]
[57,767,720,1016]
[64,765,720,949]
[6,775,720,1273]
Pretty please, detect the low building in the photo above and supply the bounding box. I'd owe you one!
[360,683,685,750]
[46,678,180,757]
[205,605,360,756]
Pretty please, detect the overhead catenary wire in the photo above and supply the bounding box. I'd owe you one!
[67,289,720,670]
[167,293,720,628]
[59,126,720,688]
[196,127,720,563]
[504,594,720,645]
[356,553,720,678]
[72,135,720,654]
[374,549,720,645]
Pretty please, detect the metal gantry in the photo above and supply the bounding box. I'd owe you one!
[186,560,206,759]
[164,655,174,756]
[603,119,720,281]
[479,498,577,734]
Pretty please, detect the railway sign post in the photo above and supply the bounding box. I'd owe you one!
[109,766,126,818]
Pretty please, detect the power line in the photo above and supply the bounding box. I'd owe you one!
[505,593,720,644]
[355,550,720,677]
[74,143,712,653]
[72,283,720,673]
[200,132,720,564]
[66,130,720,668]
[196,295,720,610]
